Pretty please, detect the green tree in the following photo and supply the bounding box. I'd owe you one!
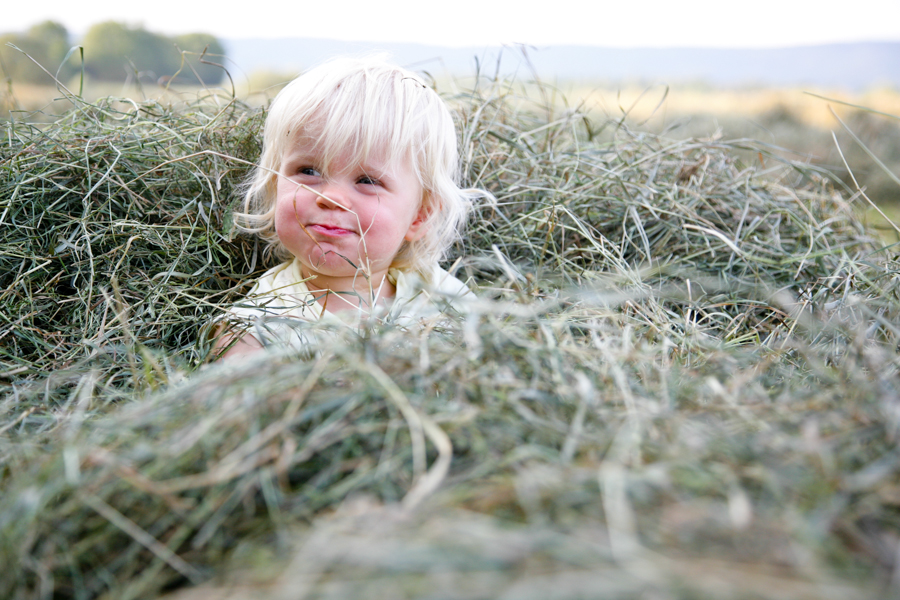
[29,21,70,63]
[172,33,226,85]
[82,21,164,81]
[82,21,225,84]
[0,20,75,84]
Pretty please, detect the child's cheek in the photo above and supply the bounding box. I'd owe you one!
[274,199,302,254]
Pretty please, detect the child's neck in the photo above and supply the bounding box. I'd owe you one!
[304,271,396,314]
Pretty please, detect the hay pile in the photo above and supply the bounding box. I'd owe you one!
[1,76,898,600]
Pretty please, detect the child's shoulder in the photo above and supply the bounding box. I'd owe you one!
[385,264,475,327]
[392,264,472,297]
[430,264,476,301]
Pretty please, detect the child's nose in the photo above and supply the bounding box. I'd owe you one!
[315,181,350,210]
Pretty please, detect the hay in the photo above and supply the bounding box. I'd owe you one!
[1,92,264,378]
[1,73,898,599]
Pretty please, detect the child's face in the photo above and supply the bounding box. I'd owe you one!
[274,137,427,287]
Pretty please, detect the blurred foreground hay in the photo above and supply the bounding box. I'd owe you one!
[1,75,899,599]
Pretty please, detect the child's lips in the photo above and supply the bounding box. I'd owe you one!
[308,223,353,237]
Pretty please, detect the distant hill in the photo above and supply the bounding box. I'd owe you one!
[223,38,900,90]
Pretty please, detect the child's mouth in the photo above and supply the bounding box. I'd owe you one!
[308,224,353,237]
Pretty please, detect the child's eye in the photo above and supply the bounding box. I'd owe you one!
[298,167,321,177]
[357,175,380,186]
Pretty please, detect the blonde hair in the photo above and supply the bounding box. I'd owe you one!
[236,55,483,277]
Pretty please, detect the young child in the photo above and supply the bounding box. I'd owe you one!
[215,56,485,360]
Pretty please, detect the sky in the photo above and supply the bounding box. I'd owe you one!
[6,0,900,48]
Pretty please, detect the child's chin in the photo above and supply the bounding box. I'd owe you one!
[300,257,365,277]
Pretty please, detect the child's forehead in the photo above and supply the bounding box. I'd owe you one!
[280,128,414,175]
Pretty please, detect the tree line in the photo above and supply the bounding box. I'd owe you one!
[0,21,226,85]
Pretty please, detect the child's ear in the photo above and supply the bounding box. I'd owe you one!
[404,200,432,242]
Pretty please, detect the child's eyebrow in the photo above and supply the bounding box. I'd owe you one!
[282,150,312,162]
[356,159,392,177]
[282,150,321,169]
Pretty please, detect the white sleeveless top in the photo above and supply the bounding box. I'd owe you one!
[224,259,474,349]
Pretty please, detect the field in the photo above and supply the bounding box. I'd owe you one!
[2,71,900,599]
[575,83,900,216]
[8,75,900,229]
